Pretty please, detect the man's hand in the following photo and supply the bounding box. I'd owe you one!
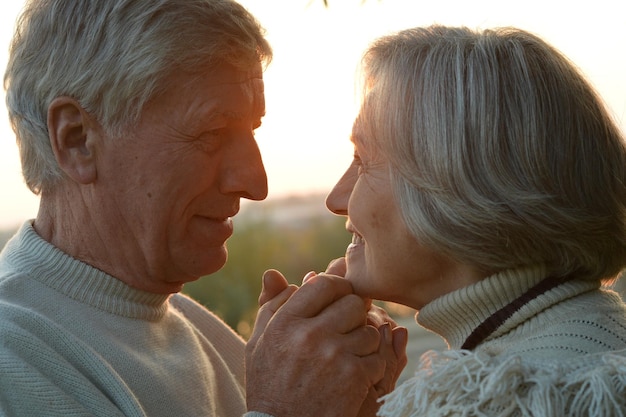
[256,269,297,312]
[246,269,384,417]
[246,261,408,417]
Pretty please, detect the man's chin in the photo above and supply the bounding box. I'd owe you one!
[180,246,228,280]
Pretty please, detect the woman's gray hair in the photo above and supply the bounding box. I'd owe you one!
[4,0,272,194]
[356,25,626,281]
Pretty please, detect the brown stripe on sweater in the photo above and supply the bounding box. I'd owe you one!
[461,275,570,350]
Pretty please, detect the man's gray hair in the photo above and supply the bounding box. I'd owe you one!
[4,0,272,194]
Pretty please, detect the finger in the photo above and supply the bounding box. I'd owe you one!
[314,293,371,334]
[282,273,354,318]
[356,350,387,388]
[375,323,406,396]
[333,324,381,358]
[258,269,290,306]
[392,326,409,383]
[367,304,393,328]
[325,257,347,276]
[357,386,382,417]
[302,270,317,284]
[249,284,298,344]
[373,323,398,397]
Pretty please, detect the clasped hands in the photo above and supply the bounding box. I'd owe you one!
[245,258,408,417]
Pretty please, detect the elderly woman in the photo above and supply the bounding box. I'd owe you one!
[326,25,626,415]
[0,0,403,416]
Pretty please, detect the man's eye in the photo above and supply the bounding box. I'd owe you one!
[207,127,226,137]
[195,130,223,153]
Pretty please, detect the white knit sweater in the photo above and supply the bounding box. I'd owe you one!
[379,266,626,417]
[0,222,270,416]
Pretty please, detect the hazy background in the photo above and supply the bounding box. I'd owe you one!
[0,0,625,381]
[1,0,625,229]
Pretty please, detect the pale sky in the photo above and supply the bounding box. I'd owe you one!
[1,0,625,229]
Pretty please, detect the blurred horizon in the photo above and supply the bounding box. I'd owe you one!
[3,189,625,383]
[1,0,625,229]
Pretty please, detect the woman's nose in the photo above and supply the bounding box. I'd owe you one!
[326,164,357,216]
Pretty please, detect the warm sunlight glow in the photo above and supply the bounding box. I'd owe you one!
[1,0,625,229]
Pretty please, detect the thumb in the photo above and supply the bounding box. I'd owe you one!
[325,257,347,277]
[258,269,290,306]
[249,271,297,345]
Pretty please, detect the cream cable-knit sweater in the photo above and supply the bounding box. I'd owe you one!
[0,221,270,417]
[379,266,626,417]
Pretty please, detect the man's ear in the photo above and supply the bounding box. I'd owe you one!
[47,96,98,184]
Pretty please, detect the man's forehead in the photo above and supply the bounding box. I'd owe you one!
[194,60,263,86]
[248,76,264,97]
[247,76,265,117]
[214,72,264,103]
[221,76,265,119]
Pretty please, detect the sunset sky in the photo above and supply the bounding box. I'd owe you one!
[1,0,625,229]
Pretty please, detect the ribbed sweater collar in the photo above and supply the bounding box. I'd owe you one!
[3,221,171,320]
[416,265,599,349]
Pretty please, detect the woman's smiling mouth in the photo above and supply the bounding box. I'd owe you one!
[347,225,365,252]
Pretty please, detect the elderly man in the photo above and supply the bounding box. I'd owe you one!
[0,0,406,416]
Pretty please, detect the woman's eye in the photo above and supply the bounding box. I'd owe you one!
[353,154,367,175]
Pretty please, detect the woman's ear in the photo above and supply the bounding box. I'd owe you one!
[47,96,98,184]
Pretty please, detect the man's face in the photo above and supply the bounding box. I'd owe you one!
[95,63,267,293]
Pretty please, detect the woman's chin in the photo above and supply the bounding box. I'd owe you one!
[344,269,375,299]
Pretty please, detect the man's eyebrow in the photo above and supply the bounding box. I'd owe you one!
[223,111,244,121]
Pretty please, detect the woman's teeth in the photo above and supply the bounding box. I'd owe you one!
[352,233,364,244]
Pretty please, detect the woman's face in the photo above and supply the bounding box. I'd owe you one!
[326,123,479,310]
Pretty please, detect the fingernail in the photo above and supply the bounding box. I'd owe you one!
[381,322,392,344]
[393,326,409,357]
[398,327,408,346]
[302,271,317,284]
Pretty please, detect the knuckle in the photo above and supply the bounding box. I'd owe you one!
[341,293,366,311]
[362,325,382,347]
[305,273,334,292]
[286,322,324,352]
[319,342,343,363]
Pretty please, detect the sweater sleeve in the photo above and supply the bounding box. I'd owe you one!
[170,293,246,384]
[0,303,145,417]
